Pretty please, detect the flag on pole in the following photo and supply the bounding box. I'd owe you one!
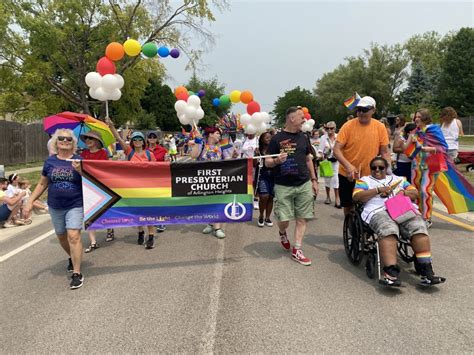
[343,92,361,109]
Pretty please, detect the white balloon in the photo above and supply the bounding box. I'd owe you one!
[114,74,124,89]
[102,74,118,91]
[187,95,201,108]
[179,114,191,125]
[240,113,251,126]
[185,106,197,120]
[302,122,312,132]
[196,108,205,120]
[245,123,257,135]
[108,89,122,101]
[251,112,263,124]
[308,119,315,126]
[174,100,187,114]
[261,112,271,123]
[257,122,267,134]
[85,72,102,89]
[94,87,108,101]
[88,87,98,99]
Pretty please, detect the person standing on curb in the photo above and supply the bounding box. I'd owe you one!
[265,106,319,266]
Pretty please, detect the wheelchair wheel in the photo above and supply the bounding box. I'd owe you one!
[365,252,376,279]
[398,241,415,263]
[343,211,363,265]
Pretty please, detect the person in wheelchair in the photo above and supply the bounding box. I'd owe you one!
[352,157,446,287]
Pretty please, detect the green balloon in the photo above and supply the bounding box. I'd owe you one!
[142,42,157,58]
[220,95,231,107]
[188,91,195,96]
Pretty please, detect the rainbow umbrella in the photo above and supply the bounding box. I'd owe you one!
[43,112,115,148]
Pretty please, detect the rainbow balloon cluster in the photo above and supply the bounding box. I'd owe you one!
[86,40,180,102]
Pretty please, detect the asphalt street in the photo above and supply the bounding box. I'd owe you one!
[1,197,473,353]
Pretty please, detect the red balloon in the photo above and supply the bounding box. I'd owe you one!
[247,101,261,115]
[304,112,311,120]
[96,57,116,76]
[176,92,189,101]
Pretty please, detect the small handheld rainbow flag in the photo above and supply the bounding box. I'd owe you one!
[219,136,233,151]
[343,92,361,109]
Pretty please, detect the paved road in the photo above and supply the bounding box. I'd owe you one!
[1,196,473,353]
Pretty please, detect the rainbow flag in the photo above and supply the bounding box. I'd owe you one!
[343,92,361,109]
[434,160,474,214]
[81,159,254,229]
[219,136,233,151]
[403,141,422,160]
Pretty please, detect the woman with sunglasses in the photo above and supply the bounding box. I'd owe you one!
[318,121,341,208]
[108,119,158,249]
[24,128,85,289]
[80,130,115,250]
[353,157,445,287]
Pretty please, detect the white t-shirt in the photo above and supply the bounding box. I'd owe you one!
[354,175,418,223]
[241,136,258,158]
[441,120,459,150]
[169,137,177,150]
[5,184,21,198]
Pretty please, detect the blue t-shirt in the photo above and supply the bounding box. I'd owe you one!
[42,155,83,209]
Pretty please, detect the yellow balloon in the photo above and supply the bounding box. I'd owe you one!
[123,39,141,56]
[230,90,241,103]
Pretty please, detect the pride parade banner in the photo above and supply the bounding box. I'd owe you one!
[81,159,254,230]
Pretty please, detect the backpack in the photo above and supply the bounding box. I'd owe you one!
[128,149,152,161]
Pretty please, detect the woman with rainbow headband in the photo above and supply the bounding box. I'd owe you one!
[407,109,474,226]
[189,126,236,239]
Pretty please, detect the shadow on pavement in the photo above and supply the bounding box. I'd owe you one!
[243,241,288,260]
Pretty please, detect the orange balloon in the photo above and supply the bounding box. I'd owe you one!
[105,42,125,61]
[240,90,253,104]
[302,107,309,114]
[174,86,188,98]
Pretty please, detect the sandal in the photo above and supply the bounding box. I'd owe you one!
[324,198,331,205]
[106,229,115,242]
[85,243,99,253]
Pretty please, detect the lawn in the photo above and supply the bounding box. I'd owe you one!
[5,161,44,170]
[459,136,474,146]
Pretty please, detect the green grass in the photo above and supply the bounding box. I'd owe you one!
[19,170,48,200]
[459,136,474,145]
[4,161,44,170]
[459,165,474,185]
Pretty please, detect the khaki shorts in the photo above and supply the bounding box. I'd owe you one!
[274,181,314,221]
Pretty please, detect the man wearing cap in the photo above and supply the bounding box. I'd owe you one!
[333,96,391,216]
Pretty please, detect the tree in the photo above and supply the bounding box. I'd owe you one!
[438,27,474,116]
[271,86,317,127]
[0,0,227,122]
[314,44,408,126]
[140,78,177,131]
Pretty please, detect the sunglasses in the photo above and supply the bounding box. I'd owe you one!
[58,136,73,142]
[84,136,96,141]
[148,135,157,139]
[326,127,335,130]
[132,138,143,142]
[370,165,386,171]
[356,107,372,113]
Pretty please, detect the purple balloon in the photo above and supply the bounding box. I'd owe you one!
[198,89,206,97]
[170,48,180,58]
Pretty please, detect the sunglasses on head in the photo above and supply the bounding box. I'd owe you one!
[356,107,372,113]
[370,165,386,171]
[58,136,73,142]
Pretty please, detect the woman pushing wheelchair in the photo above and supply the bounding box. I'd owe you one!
[352,157,446,287]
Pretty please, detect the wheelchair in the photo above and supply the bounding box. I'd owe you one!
[342,203,414,284]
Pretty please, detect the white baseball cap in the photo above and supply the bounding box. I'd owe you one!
[356,96,376,109]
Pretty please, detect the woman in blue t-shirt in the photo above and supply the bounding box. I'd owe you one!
[24,128,85,290]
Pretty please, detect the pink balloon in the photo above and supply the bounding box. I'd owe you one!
[304,112,311,120]
[96,57,116,76]
[176,91,189,101]
[247,101,261,115]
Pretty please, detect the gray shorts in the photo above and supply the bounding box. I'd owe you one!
[369,210,428,240]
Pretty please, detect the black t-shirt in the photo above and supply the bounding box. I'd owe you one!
[267,130,311,186]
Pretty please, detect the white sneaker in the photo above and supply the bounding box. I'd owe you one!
[253,200,259,210]
[214,229,226,239]
[202,224,214,234]
[3,222,18,228]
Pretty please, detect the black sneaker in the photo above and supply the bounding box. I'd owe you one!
[145,235,155,249]
[257,217,264,227]
[156,225,166,233]
[380,265,401,287]
[67,258,73,273]
[417,262,446,286]
[137,231,145,245]
[70,273,84,289]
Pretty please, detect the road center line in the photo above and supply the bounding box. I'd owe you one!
[0,230,55,263]
[199,241,225,353]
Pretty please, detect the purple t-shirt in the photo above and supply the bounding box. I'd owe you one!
[42,155,83,209]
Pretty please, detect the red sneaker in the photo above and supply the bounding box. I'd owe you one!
[279,231,290,250]
[292,248,312,266]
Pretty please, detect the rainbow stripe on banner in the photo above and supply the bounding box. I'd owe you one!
[82,159,254,229]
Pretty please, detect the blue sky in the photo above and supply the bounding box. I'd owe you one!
[164,0,473,113]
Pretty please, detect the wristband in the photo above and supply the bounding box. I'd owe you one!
[194,137,203,144]
[376,187,380,194]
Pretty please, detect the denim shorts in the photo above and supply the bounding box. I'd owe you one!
[49,206,84,235]
[369,210,428,240]
[0,204,11,222]
[257,176,275,196]
[274,180,314,221]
